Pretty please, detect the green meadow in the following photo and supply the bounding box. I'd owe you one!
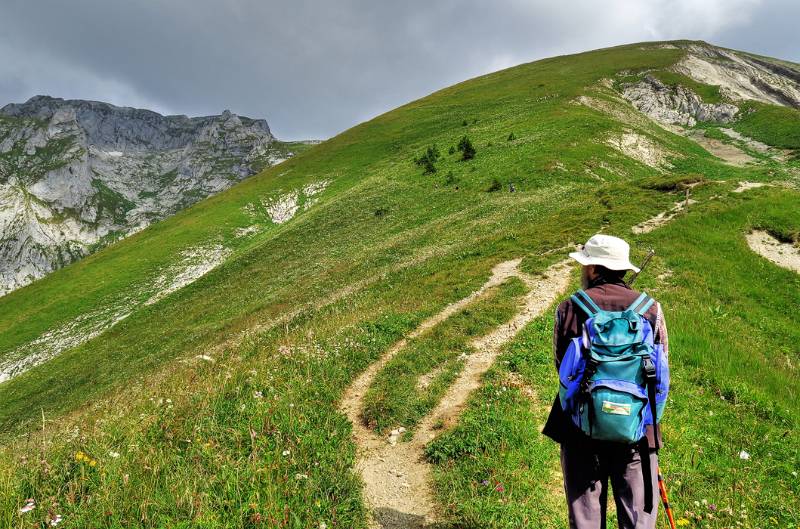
[1,40,798,528]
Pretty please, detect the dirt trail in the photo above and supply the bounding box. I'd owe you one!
[340,258,572,528]
[631,199,697,234]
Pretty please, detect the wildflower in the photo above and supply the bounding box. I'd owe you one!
[481,480,489,486]
[282,450,290,456]
[676,519,690,526]
[495,484,505,492]
[319,523,328,529]
[89,460,97,467]
[709,504,717,511]
[49,514,63,526]
[19,499,36,514]
[109,451,120,459]
[253,391,264,399]
[74,451,85,462]
[295,473,308,480]
[739,450,750,460]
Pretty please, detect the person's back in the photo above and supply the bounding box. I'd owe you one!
[544,235,669,529]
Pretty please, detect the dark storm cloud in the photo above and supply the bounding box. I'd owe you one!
[0,0,796,139]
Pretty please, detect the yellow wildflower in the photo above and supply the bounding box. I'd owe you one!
[677,519,690,527]
[89,460,97,467]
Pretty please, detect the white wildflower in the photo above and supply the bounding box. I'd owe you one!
[739,450,750,460]
[19,499,35,514]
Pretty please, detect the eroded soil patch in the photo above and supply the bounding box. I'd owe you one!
[746,230,800,273]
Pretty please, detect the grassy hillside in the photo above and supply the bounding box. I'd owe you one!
[1,40,798,528]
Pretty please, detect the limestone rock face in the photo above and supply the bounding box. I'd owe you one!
[675,44,800,109]
[0,96,290,296]
[620,43,800,129]
[621,75,739,127]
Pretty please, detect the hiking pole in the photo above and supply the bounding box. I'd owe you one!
[657,468,677,529]
[626,249,655,287]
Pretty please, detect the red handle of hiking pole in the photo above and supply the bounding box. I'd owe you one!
[658,468,677,529]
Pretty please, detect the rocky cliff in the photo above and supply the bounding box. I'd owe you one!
[0,96,294,295]
[619,43,800,127]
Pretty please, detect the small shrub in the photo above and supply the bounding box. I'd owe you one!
[444,171,456,186]
[448,146,456,155]
[414,145,440,174]
[461,119,468,127]
[486,178,502,192]
[374,207,388,217]
[457,136,476,161]
[507,132,516,141]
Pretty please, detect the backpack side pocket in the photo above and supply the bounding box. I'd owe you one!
[558,337,586,424]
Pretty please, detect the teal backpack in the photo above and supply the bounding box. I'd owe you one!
[558,290,669,444]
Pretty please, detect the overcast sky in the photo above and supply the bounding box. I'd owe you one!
[1,0,797,140]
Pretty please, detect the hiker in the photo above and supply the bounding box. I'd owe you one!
[543,234,669,529]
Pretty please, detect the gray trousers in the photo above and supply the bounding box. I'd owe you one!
[560,442,659,529]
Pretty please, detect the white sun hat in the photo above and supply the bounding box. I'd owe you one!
[569,234,640,273]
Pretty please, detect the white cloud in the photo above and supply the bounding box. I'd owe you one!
[0,0,790,140]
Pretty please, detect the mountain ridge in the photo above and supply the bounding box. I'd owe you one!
[0,95,306,296]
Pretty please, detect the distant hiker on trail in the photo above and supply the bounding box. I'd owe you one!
[543,234,670,529]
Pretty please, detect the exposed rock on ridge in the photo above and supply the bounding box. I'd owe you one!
[0,96,292,296]
[675,44,800,109]
[621,75,739,127]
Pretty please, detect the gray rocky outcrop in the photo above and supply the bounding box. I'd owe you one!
[621,75,739,127]
[675,44,800,109]
[0,96,292,296]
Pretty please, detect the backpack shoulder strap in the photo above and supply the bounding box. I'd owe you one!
[627,292,655,315]
[571,289,602,316]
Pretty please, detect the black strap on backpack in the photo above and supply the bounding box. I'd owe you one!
[641,356,659,514]
[570,289,601,317]
[639,436,655,514]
